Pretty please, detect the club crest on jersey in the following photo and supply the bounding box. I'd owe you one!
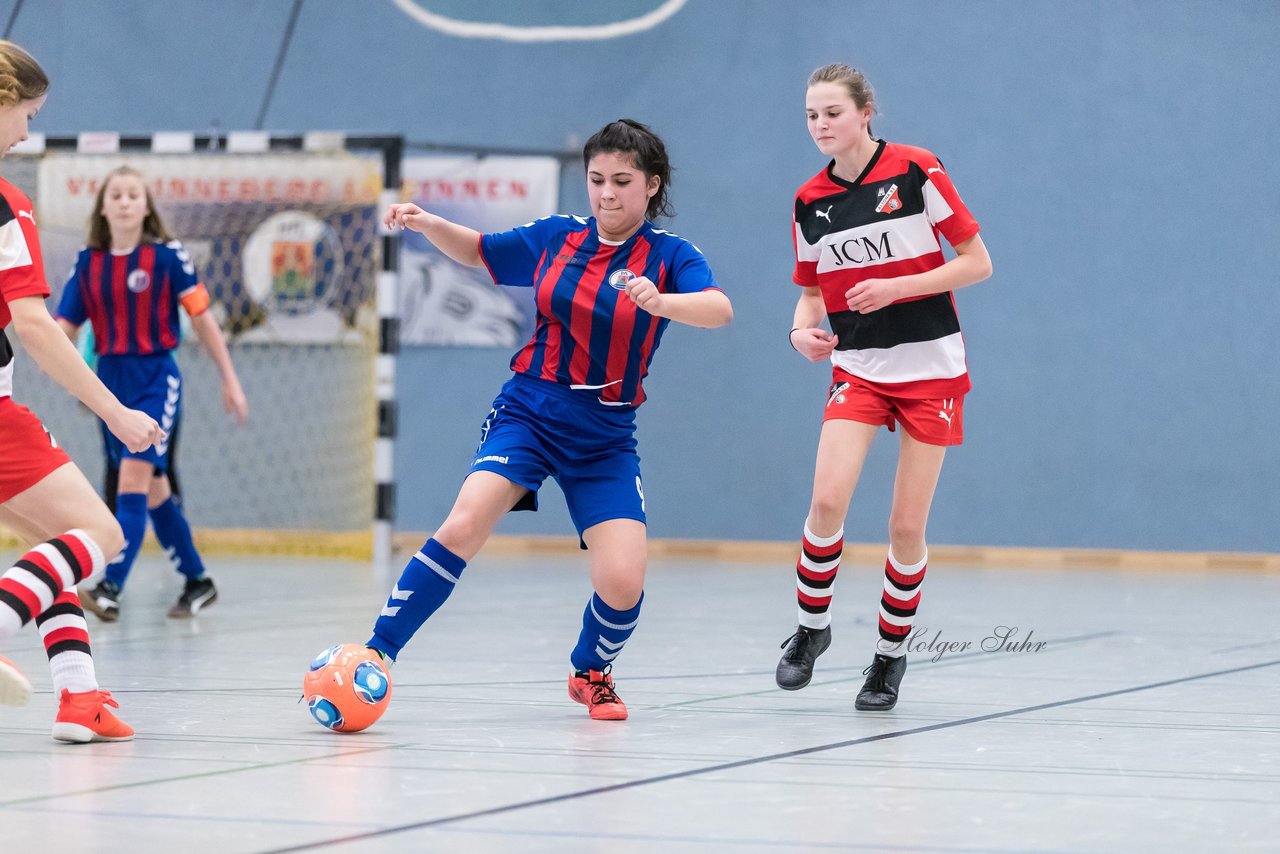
[827,381,851,407]
[126,269,151,293]
[608,268,636,291]
[874,183,902,214]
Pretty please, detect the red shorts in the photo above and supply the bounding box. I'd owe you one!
[0,397,73,503]
[822,369,964,446]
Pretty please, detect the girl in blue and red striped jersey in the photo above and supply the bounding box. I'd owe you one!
[775,64,993,710]
[0,39,165,742]
[364,119,733,721]
[56,166,248,622]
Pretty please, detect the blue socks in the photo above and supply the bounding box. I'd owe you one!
[149,496,205,580]
[571,592,643,673]
[105,493,148,588]
[365,540,644,672]
[367,538,467,661]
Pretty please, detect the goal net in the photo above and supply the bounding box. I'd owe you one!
[3,134,399,557]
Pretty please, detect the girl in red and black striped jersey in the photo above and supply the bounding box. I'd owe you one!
[0,40,164,741]
[776,64,993,710]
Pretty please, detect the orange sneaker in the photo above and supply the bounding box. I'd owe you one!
[568,668,628,720]
[51,689,134,743]
[0,655,32,706]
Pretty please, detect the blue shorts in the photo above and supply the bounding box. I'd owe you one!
[97,353,181,471]
[469,374,645,542]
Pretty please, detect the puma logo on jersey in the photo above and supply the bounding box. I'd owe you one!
[814,205,834,222]
[937,398,956,424]
[17,210,35,223]
[927,166,945,176]
[937,410,953,424]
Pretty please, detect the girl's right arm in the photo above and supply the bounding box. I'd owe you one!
[7,295,162,452]
[383,203,483,267]
[789,286,838,362]
[56,317,80,343]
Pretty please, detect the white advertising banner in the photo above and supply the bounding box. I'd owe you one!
[398,155,560,346]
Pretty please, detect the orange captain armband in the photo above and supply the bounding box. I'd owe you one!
[179,283,211,317]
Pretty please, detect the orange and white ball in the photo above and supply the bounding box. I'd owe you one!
[303,643,392,733]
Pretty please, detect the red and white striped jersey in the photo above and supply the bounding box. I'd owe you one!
[792,141,981,399]
[0,178,51,399]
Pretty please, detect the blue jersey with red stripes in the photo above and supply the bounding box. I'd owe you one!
[479,215,720,407]
[57,240,201,356]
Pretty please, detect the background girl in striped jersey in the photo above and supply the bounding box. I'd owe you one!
[57,166,248,621]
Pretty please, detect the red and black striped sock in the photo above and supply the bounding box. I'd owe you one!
[796,523,843,630]
[36,590,97,694]
[0,530,104,643]
[877,549,927,657]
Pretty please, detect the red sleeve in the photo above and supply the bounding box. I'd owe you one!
[0,186,51,305]
[919,155,980,248]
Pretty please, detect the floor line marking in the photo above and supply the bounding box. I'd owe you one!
[257,657,1280,853]
[0,743,408,808]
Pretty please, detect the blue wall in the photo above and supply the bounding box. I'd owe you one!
[9,1,1278,551]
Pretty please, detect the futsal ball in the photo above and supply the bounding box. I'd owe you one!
[303,643,393,733]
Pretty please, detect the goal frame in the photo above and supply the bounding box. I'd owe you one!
[9,131,404,562]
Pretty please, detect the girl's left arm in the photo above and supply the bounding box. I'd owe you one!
[845,234,992,314]
[623,280,734,328]
[189,310,249,424]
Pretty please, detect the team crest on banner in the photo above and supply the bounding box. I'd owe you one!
[271,241,314,297]
[243,211,340,316]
